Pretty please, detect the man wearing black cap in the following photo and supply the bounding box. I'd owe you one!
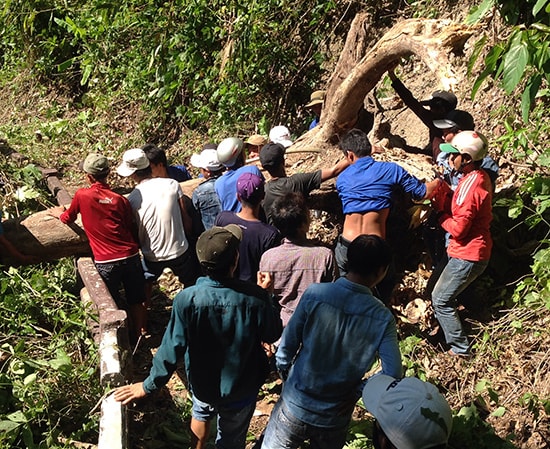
[115,224,282,449]
[434,109,499,190]
[388,69,457,159]
[260,142,349,223]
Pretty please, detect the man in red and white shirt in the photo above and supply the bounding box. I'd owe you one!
[429,131,493,357]
[50,153,147,338]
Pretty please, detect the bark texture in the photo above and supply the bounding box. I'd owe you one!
[293,18,476,151]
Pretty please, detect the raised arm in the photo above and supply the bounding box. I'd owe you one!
[320,158,350,182]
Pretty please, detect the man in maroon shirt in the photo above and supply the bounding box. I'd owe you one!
[50,153,147,339]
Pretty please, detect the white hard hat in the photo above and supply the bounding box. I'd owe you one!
[269,126,293,148]
[217,137,244,167]
[440,130,488,162]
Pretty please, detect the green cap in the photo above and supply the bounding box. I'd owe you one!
[82,153,110,176]
[196,225,242,270]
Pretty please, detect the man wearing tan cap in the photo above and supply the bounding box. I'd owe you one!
[305,90,325,130]
[245,134,267,159]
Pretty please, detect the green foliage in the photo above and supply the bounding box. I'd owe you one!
[519,392,550,420]
[513,244,550,308]
[467,0,550,122]
[451,404,517,448]
[399,335,428,380]
[492,102,550,163]
[0,0,357,135]
[0,261,101,448]
[1,159,53,219]
[345,417,374,448]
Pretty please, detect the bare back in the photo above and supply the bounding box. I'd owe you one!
[342,209,390,241]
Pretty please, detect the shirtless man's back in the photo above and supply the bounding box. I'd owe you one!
[335,129,439,291]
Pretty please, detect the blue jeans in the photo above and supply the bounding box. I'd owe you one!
[431,257,488,354]
[192,395,256,449]
[334,235,350,277]
[261,399,348,449]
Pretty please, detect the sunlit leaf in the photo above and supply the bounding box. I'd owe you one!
[0,419,21,432]
[491,406,506,417]
[521,74,541,122]
[466,0,496,24]
[502,32,529,94]
[533,0,548,16]
[468,35,488,76]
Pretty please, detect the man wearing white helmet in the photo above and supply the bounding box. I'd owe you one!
[190,144,224,230]
[429,130,493,357]
[215,137,264,213]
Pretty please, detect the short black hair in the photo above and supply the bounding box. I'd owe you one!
[91,171,109,182]
[271,192,309,238]
[347,235,391,277]
[339,129,372,158]
[142,143,168,168]
[133,165,153,180]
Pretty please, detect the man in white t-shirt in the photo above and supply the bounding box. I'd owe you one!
[117,148,199,300]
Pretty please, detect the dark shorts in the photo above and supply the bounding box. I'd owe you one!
[142,249,199,287]
[95,254,146,306]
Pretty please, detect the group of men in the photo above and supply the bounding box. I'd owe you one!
[40,76,495,449]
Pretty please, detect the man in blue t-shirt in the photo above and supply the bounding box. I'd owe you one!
[215,137,263,213]
[335,129,440,301]
[304,90,325,130]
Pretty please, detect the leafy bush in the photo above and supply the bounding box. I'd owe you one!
[1,0,361,136]
[468,0,550,122]
[0,262,101,448]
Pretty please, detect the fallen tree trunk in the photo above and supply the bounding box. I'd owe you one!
[2,210,91,265]
[1,178,204,265]
[293,18,476,151]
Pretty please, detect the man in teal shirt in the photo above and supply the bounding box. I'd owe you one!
[115,224,282,449]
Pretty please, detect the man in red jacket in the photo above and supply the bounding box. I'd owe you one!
[429,131,493,357]
[50,153,147,338]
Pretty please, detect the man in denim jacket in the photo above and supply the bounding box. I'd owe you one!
[261,234,402,449]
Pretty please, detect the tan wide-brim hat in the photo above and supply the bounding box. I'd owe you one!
[245,134,267,146]
[305,90,326,108]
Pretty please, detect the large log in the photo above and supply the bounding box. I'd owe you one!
[292,18,476,151]
[2,210,91,266]
[1,178,204,266]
